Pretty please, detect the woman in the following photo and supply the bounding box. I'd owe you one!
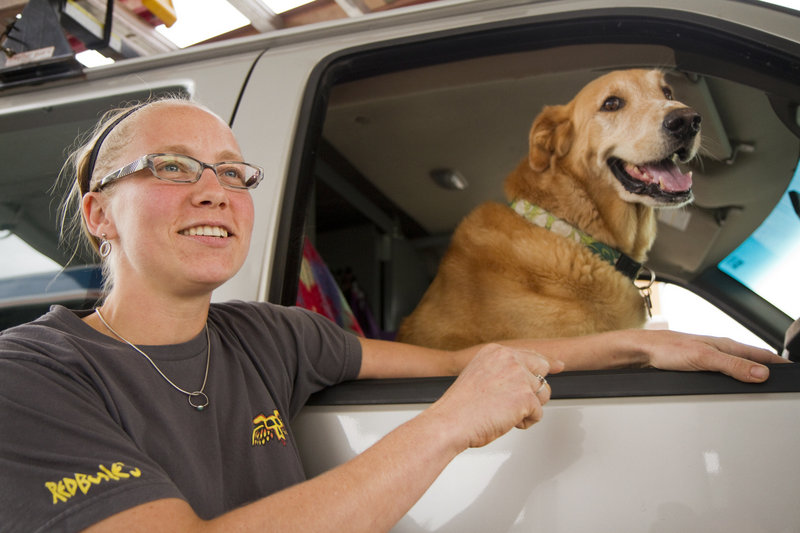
[0,96,784,533]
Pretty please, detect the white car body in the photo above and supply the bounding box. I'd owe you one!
[1,1,799,531]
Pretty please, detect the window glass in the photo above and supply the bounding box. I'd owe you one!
[646,282,772,350]
[718,158,800,319]
[0,233,60,280]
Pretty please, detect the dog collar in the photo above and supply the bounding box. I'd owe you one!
[510,198,643,280]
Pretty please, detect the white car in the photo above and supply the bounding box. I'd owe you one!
[1,1,799,531]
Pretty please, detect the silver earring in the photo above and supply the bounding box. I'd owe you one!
[99,234,112,258]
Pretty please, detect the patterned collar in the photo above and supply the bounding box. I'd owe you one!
[510,198,643,280]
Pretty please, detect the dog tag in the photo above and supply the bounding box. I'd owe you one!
[641,287,653,318]
[636,266,656,319]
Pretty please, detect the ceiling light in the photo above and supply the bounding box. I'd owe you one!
[155,0,250,48]
[259,0,315,14]
[430,168,468,191]
[75,49,115,68]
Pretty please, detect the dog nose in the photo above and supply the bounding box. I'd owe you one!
[663,108,702,140]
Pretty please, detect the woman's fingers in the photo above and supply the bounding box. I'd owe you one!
[439,343,552,447]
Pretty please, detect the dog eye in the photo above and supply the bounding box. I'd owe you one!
[662,87,674,100]
[601,96,623,112]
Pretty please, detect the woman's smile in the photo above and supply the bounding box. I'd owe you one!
[179,225,231,238]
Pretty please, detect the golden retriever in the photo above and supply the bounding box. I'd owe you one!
[396,69,701,350]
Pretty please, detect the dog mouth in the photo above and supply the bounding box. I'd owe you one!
[608,155,693,203]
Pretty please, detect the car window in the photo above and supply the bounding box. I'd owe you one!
[0,233,61,279]
[0,85,188,331]
[645,281,772,350]
[279,12,799,358]
[717,157,800,319]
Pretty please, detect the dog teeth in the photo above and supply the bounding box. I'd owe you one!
[625,163,653,183]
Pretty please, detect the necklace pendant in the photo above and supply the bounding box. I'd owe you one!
[189,391,209,411]
[95,309,212,412]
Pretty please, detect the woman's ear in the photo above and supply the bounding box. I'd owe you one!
[528,104,574,172]
[82,191,116,239]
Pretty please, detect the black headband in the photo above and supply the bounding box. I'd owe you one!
[82,104,146,195]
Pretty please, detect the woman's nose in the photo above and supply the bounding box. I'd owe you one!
[193,167,228,204]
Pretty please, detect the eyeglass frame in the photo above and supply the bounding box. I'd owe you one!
[91,153,264,192]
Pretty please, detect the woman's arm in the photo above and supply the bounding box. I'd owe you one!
[503,329,788,382]
[358,329,788,382]
[85,343,552,533]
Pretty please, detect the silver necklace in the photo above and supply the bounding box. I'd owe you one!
[95,309,211,411]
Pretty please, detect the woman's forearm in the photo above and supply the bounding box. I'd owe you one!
[86,407,463,533]
[87,344,553,533]
[500,328,785,381]
[498,329,648,371]
[208,406,462,533]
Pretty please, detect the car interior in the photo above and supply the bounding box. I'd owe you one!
[289,16,800,356]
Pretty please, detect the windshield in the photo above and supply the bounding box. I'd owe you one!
[718,157,800,318]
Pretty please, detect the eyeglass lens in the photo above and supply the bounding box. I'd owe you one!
[151,154,260,189]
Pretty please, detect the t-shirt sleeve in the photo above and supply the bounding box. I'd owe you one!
[214,302,362,417]
[281,305,363,413]
[0,350,183,533]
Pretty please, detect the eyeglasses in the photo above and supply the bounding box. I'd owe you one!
[92,153,264,192]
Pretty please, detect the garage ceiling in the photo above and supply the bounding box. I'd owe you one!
[0,0,444,60]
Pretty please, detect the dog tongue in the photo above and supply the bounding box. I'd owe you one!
[628,160,693,192]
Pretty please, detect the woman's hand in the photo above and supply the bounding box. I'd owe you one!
[428,343,553,450]
[501,329,788,383]
[633,329,789,382]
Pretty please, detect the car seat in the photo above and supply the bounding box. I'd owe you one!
[296,236,365,337]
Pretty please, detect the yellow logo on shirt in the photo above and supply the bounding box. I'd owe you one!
[252,410,287,446]
[45,462,142,505]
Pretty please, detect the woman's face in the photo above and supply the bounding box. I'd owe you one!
[92,103,255,298]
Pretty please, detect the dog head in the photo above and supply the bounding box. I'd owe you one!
[528,69,700,208]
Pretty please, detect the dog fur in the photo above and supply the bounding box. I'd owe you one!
[396,69,701,350]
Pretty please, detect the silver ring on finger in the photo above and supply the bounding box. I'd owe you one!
[534,374,548,395]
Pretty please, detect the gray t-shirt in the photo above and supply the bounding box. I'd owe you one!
[0,301,362,532]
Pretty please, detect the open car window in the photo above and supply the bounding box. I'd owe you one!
[274,7,800,389]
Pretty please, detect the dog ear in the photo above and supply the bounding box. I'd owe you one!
[528,104,574,172]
